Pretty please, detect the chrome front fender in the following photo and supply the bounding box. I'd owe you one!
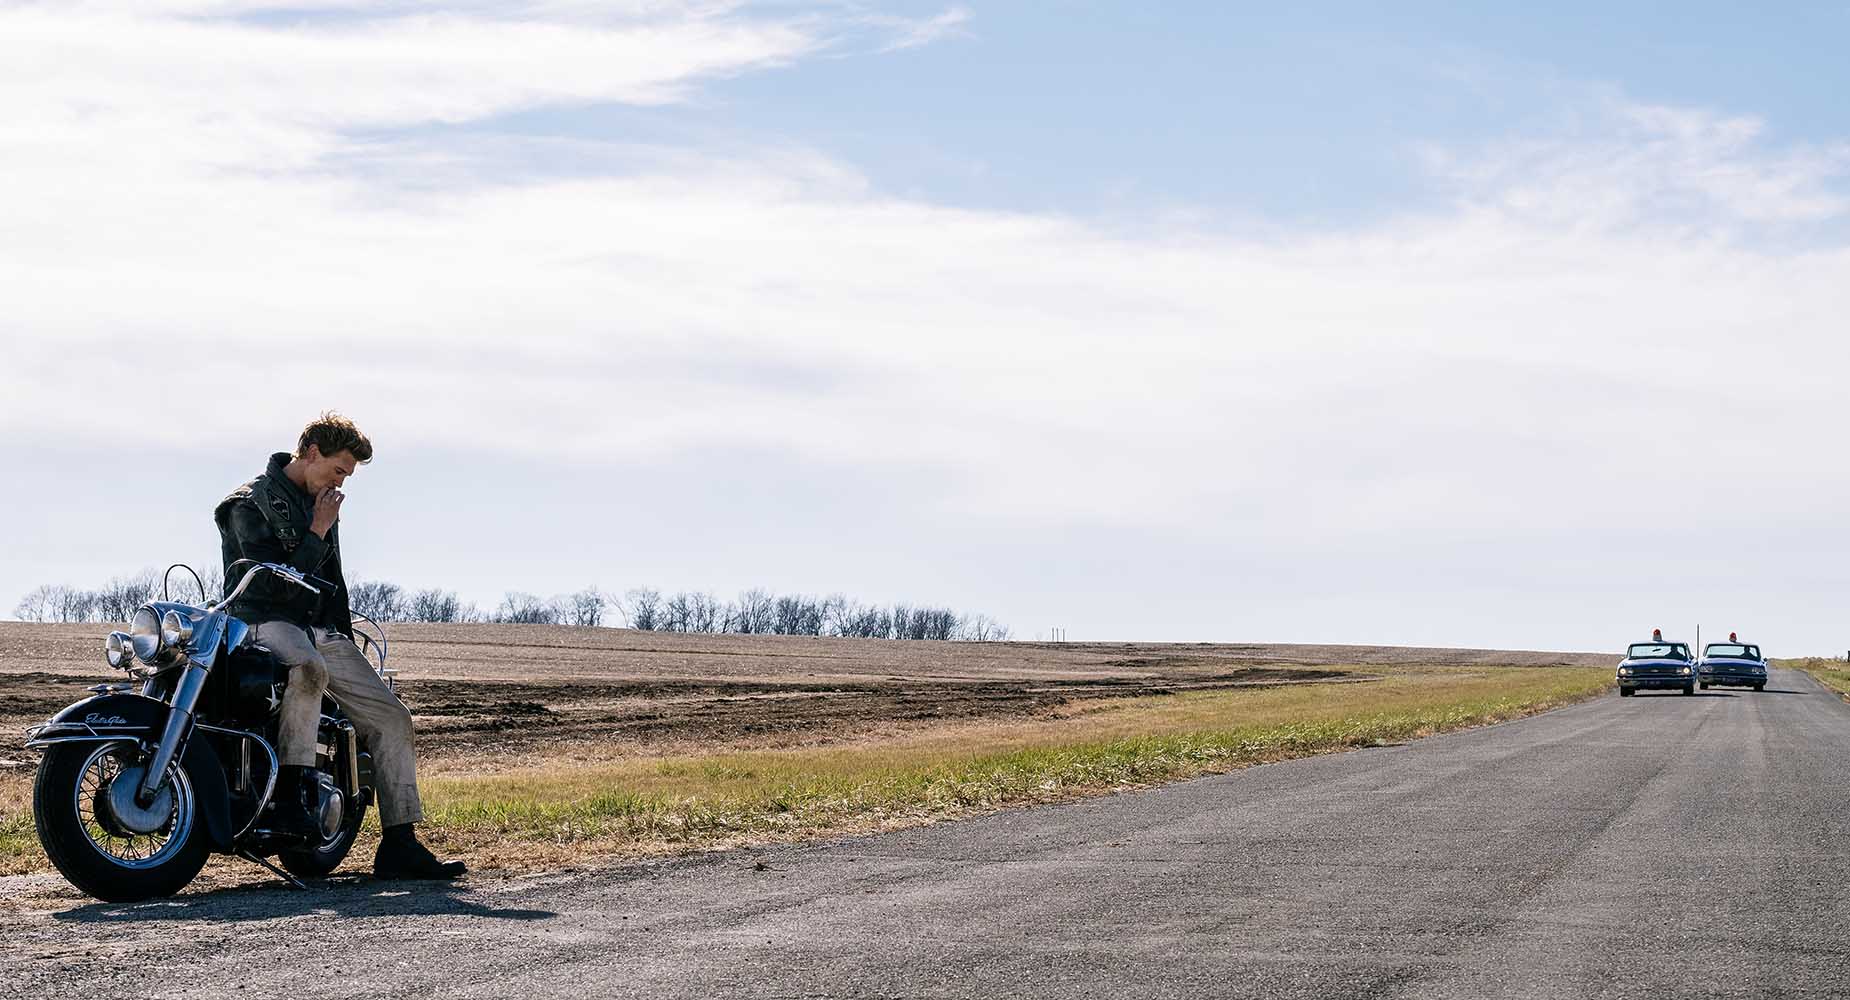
[23,727,145,751]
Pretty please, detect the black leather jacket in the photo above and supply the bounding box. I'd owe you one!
[214,452,352,636]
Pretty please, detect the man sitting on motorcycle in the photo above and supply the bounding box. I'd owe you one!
[215,412,466,880]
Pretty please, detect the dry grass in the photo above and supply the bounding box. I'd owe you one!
[413,663,1607,872]
[1779,658,1850,700]
[0,775,27,875]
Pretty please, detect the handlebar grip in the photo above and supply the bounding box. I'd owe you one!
[223,560,321,604]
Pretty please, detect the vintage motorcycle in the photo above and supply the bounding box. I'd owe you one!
[25,561,395,902]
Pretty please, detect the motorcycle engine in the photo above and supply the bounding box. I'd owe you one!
[312,772,345,840]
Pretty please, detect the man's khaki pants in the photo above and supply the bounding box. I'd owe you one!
[253,621,425,827]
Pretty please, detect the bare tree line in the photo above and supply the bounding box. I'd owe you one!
[345,582,610,627]
[12,566,223,625]
[8,568,597,628]
[12,571,1011,641]
[619,587,1010,641]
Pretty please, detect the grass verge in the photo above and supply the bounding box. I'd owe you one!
[415,665,1608,869]
[0,807,29,877]
[1777,658,1850,699]
[1,664,1610,877]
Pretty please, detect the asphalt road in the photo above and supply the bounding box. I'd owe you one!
[6,668,1850,1000]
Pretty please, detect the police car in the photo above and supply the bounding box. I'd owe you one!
[1698,632,1767,692]
[1616,629,1696,697]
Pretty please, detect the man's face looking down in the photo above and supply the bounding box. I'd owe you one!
[301,446,359,493]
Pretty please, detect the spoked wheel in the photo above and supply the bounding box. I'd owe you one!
[33,742,210,902]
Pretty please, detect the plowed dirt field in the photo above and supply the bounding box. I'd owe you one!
[0,622,1610,769]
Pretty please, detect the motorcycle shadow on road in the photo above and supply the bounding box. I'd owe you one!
[49,875,556,925]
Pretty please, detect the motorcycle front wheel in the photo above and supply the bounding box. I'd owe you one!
[33,742,211,903]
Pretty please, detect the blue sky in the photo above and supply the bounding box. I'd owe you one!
[565,3,1850,221]
[5,2,1850,653]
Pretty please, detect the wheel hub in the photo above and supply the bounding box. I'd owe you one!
[104,765,176,835]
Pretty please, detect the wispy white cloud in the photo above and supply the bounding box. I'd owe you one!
[871,4,970,52]
[1421,99,1850,228]
[4,4,818,132]
[6,3,1850,645]
[10,100,1850,525]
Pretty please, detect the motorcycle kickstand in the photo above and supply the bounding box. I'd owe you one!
[238,850,308,891]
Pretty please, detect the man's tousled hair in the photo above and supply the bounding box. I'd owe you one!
[296,411,374,463]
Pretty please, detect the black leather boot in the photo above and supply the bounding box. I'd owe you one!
[374,824,467,880]
[269,765,322,840]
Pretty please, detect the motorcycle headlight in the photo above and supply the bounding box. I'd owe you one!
[130,606,164,664]
[161,609,195,649]
[104,631,133,670]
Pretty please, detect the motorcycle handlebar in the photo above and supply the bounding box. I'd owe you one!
[219,561,320,607]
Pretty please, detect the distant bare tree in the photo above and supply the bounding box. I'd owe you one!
[408,588,468,623]
[818,594,847,636]
[16,582,123,623]
[824,596,858,637]
[494,592,559,625]
[772,595,823,636]
[958,615,1010,642]
[734,588,774,634]
[882,605,955,640]
[350,581,407,622]
[13,585,58,623]
[921,608,959,640]
[197,564,224,604]
[55,587,98,624]
[860,606,894,638]
[92,571,160,623]
[826,602,892,639]
[662,592,692,633]
[687,592,720,633]
[564,587,606,627]
[623,588,662,631]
